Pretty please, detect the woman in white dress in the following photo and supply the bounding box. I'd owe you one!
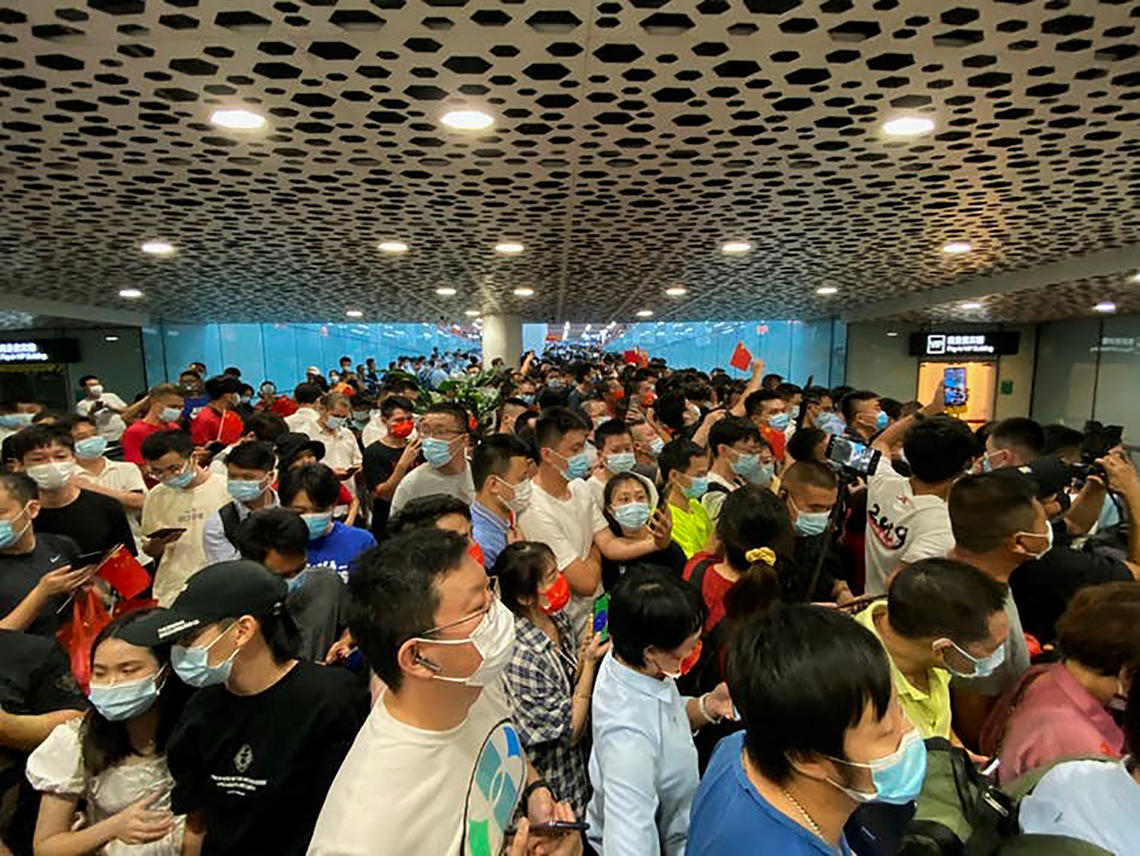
[27,609,189,855]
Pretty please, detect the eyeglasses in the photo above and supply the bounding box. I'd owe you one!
[417,576,499,638]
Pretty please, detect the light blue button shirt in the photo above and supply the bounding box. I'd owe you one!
[586,650,699,856]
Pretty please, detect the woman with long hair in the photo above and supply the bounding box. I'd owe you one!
[27,609,190,855]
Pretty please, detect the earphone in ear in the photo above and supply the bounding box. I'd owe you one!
[414,654,441,672]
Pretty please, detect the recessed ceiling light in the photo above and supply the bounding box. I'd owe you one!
[721,241,751,255]
[816,286,839,296]
[435,287,457,296]
[1130,272,1140,283]
[942,241,973,254]
[636,309,654,318]
[886,331,900,337]
[104,335,119,342]
[464,309,481,317]
[346,310,363,318]
[140,240,175,256]
[377,241,408,254]
[495,242,525,254]
[118,288,143,299]
[960,301,983,310]
[665,286,688,297]
[441,109,494,131]
[209,108,266,130]
[1094,301,1117,313]
[513,287,534,296]
[883,116,935,136]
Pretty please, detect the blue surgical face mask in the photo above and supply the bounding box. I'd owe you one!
[613,501,652,531]
[74,436,108,459]
[0,504,32,550]
[682,475,709,500]
[325,415,346,431]
[227,479,265,504]
[553,450,590,481]
[88,669,165,722]
[768,412,790,431]
[164,464,195,490]
[160,406,182,423]
[301,512,333,541]
[649,436,665,457]
[286,568,309,595]
[422,437,455,468]
[730,452,761,480]
[794,509,830,537]
[875,411,890,431]
[519,394,534,405]
[826,728,927,805]
[0,413,34,429]
[939,639,1007,679]
[604,451,636,474]
[171,625,238,689]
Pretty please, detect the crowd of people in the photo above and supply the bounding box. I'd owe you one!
[1,348,1137,855]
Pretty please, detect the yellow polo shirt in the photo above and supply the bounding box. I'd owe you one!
[855,603,952,739]
[669,498,714,559]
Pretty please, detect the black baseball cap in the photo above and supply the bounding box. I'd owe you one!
[993,455,1072,500]
[133,560,289,643]
[274,432,325,468]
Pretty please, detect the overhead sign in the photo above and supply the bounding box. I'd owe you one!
[0,338,81,364]
[909,331,1019,358]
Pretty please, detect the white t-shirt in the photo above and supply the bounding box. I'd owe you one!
[309,682,525,856]
[76,393,128,441]
[361,416,386,449]
[520,478,608,635]
[141,472,230,606]
[389,461,475,516]
[314,424,363,500]
[77,457,147,553]
[284,407,321,438]
[864,469,955,595]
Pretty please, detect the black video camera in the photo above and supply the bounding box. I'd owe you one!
[1072,421,1124,485]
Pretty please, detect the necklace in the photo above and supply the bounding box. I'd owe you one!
[780,785,823,838]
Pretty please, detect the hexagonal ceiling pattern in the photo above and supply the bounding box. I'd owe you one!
[1,0,1138,324]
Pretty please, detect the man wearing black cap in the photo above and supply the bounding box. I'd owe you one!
[150,560,367,855]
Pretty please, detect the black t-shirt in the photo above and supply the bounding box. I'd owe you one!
[1010,545,1133,644]
[362,440,407,539]
[787,535,845,603]
[167,660,368,856]
[601,538,687,591]
[0,629,87,852]
[0,533,80,636]
[34,489,137,557]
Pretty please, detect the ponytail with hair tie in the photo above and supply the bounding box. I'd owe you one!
[744,546,776,567]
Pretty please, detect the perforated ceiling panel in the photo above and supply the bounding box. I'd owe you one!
[1,0,1138,324]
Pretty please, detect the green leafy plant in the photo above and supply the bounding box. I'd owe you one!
[416,369,504,436]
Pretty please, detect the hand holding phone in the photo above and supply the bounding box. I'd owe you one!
[592,593,611,644]
[146,527,186,543]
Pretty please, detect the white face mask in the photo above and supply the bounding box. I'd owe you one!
[498,477,532,515]
[412,598,516,687]
[26,461,77,491]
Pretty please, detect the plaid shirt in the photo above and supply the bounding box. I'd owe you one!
[504,611,591,816]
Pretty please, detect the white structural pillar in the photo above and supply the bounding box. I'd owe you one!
[481,313,523,368]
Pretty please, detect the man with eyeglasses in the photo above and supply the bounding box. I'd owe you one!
[310,528,581,856]
[388,403,476,522]
[139,430,228,606]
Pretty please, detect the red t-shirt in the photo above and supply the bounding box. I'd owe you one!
[121,420,178,464]
[683,557,737,635]
[268,396,298,417]
[190,406,244,447]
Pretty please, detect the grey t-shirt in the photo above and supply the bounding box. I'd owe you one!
[953,588,1030,696]
[389,462,476,516]
[287,567,349,663]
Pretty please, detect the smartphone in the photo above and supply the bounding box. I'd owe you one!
[146,527,187,540]
[825,435,881,476]
[341,465,361,479]
[505,821,589,837]
[592,593,611,644]
[943,366,968,408]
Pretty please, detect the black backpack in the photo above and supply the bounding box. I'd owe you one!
[219,501,242,550]
[899,738,1113,856]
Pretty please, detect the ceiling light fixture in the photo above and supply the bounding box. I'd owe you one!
[665,286,688,297]
[1130,272,1140,283]
[721,241,751,255]
[118,288,143,299]
[886,331,900,337]
[346,310,363,318]
[104,335,119,342]
[441,109,494,131]
[883,116,935,136]
[435,287,457,296]
[464,309,481,317]
[941,241,973,254]
[140,240,175,256]
[378,241,408,254]
[1094,301,1117,313]
[816,286,839,296]
[513,287,534,296]
[209,108,266,130]
[960,301,983,310]
[636,309,654,318]
[495,242,525,254]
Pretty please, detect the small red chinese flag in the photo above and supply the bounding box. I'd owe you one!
[96,545,151,599]
[729,341,752,371]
